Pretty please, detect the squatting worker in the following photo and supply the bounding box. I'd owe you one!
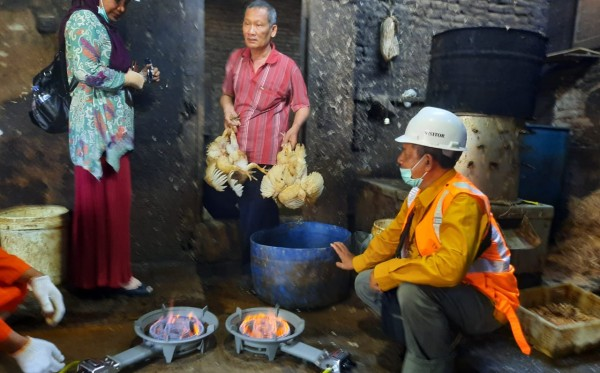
[331,107,531,373]
[219,0,310,264]
[0,248,66,373]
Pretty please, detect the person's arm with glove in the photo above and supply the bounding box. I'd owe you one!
[0,249,66,372]
[2,332,65,373]
[15,269,66,372]
[26,270,65,326]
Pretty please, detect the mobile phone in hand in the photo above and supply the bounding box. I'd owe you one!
[144,58,153,82]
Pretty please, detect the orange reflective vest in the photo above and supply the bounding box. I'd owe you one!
[400,174,531,355]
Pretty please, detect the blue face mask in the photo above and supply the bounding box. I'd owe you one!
[98,2,110,23]
[399,156,427,188]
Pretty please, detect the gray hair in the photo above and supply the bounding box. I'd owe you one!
[246,0,277,26]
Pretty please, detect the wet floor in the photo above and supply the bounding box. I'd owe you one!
[1,260,599,372]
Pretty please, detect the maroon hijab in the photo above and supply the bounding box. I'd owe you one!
[59,0,131,73]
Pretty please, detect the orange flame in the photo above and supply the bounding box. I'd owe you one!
[239,312,291,339]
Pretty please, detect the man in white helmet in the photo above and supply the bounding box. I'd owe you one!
[331,107,530,372]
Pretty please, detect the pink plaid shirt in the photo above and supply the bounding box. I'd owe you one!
[222,44,310,165]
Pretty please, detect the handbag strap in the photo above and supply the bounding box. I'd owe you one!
[68,76,78,92]
[58,49,78,93]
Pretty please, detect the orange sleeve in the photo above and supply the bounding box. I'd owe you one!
[0,320,12,341]
[0,248,31,342]
[0,282,28,342]
[0,247,31,286]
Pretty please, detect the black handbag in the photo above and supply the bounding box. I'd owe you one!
[29,51,76,134]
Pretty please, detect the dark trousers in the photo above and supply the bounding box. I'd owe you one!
[203,172,279,264]
[355,270,503,373]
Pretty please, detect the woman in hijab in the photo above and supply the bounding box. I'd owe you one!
[61,0,159,295]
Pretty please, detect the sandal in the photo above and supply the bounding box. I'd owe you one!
[118,283,154,297]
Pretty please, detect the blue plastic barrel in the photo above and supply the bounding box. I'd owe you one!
[519,124,570,207]
[251,222,352,310]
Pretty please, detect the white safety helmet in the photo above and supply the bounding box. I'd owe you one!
[395,107,467,153]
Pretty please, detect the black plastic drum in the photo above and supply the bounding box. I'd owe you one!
[426,27,547,119]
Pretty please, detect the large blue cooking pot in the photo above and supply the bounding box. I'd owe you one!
[250,221,352,309]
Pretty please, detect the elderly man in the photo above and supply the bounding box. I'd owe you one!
[331,107,530,372]
[218,0,310,265]
[0,248,65,373]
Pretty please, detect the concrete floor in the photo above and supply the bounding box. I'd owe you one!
[1,260,599,373]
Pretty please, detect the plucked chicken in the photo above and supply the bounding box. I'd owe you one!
[261,143,324,209]
[204,128,266,197]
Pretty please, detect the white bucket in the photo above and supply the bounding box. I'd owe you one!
[0,205,69,285]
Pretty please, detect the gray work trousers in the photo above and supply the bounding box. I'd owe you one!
[355,270,503,373]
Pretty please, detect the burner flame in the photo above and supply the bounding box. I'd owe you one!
[149,311,204,341]
[239,312,291,339]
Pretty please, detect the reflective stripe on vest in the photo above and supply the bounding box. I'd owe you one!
[432,182,510,274]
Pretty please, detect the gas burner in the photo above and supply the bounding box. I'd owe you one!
[226,306,355,373]
[77,306,218,373]
[226,306,304,361]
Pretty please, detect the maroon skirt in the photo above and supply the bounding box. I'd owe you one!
[69,154,132,289]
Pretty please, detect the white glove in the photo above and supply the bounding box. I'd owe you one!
[29,275,65,326]
[124,69,145,90]
[12,337,65,373]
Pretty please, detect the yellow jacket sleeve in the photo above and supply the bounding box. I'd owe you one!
[353,201,408,272]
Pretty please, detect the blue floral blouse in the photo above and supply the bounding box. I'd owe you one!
[65,10,134,179]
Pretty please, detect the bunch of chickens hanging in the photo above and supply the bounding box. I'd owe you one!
[204,129,324,209]
[204,128,267,197]
[261,143,324,209]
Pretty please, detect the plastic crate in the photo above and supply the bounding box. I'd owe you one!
[517,284,600,358]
